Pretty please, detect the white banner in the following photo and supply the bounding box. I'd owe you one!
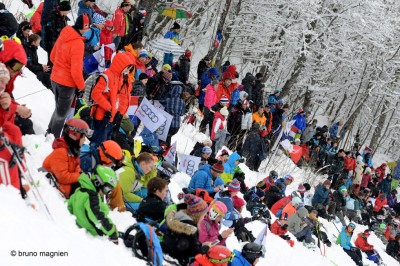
[135,97,166,133]
[164,142,177,164]
[178,154,201,177]
[156,107,173,141]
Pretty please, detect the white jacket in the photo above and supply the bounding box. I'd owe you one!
[241,112,252,130]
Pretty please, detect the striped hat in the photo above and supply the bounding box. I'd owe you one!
[211,161,224,174]
[202,146,212,154]
[220,96,229,104]
[184,194,208,214]
[228,178,241,192]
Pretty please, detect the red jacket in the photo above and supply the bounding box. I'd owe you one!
[373,194,387,213]
[91,52,133,122]
[216,81,236,103]
[0,122,23,190]
[30,2,43,34]
[361,173,372,188]
[355,233,374,251]
[100,20,114,61]
[42,137,81,198]
[50,26,85,90]
[385,227,396,241]
[270,220,288,236]
[375,165,386,182]
[210,111,225,141]
[271,196,291,216]
[112,8,126,37]
[344,157,356,171]
[261,176,274,192]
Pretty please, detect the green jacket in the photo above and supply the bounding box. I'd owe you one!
[116,158,157,202]
[67,173,117,238]
[220,165,243,184]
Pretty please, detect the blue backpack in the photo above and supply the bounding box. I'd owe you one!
[123,222,163,266]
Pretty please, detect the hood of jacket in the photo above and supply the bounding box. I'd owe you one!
[166,210,197,235]
[58,26,84,45]
[52,137,69,149]
[226,152,241,168]
[78,173,96,191]
[108,52,133,76]
[0,40,27,65]
[124,43,139,59]
[198,164,213,175]
[242,73,255,83]
[297,207,308,219]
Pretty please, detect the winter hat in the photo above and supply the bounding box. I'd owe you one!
[220,107,229,117]
[292,197,303,206]
[220,149,229,157]
[120,117,134,132]
[283,103,289,109]
[172,22,181,30]
[139,50,149,58]
[365,167,372,173]
[75,14,91,30]
[139,73,148,81]
[201,146,212,154]
[220,97,229,104]
[363,230,371,237]
[303,183,311,191]
[255,189,265,199]
[184,194,208,214]
[228,178,241,192]
[274,89,281,94]
[233,195,245,209]
[59,1,71,11]
[364,146,372,154]
[92,12,106,25]
[339,186,347,193]
[185,49,192,58]
[298,107,304,113]
[323,180,331,186]
[297,184,306,194]
[257,180,266,190]
[239,91,248,101]
[223,72,234,81]
[255,73,263,79]
[211,161,224,174]
[162,64,172,71]
[0,62,10,84]
[348,222,356,229]
[138,7,147,16]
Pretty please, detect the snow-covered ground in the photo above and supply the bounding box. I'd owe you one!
[1,1,398,265]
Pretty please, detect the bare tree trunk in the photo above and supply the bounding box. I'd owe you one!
[370,99,389,152]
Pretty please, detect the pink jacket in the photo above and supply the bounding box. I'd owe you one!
[203,84,217,109]
[361,173,372,188]
[198,215,226,245]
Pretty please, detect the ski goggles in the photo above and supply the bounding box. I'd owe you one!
[68,126,93,138]
[209,252,235,264]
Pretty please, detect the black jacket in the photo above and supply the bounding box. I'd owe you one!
[242,127,265,162]
[332,190,346,212]
[272,108,285,131]
[43,9,68,53]
[242,73,255,100]
[0,8,18,37]
[252,80,265,108]
[197,59,209,81]
[132,80,146,97]
[386,239,400,259]
[137,193,167,223]
[328,155,344,175]
[146,72,169,100]
[24,43,42,73]
[264,185,283,209]
[178,55,190,83]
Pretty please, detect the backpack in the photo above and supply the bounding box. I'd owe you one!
[123,222,163,266]
[83,73,109,107]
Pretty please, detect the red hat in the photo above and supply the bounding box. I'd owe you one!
[363,230,371,237]
[211,161,224,174]
[185,49,192,58]
[298,184,306,194]
[323,180,331,186]
[223,72,234,81]
[232,195,245,209]
[228,178,241,192]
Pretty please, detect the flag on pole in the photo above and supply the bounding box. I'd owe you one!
[163,142,177,164]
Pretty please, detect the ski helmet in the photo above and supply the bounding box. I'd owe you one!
[209,201,228,220]
[269,170,278,179]
[284,174,294,183]
[348,222,356,229]
[157,161,178,180]
[63,118,92,140]
[207,245,234,266]
[99,140,124,166]
[92,165,118,195]
[242,242,265,264]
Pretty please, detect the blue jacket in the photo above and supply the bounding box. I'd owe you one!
[329,122,345,139]
[292,113,306,133]
[78,1,95,18]
[164,81,186,128]
[275,177,288,196]
[380,178,392,196]
[164,30,180,43]
[140,127,162,153]
[223,152,241,175]
[230,88,241,105]
[393,160,400,180]
[188,164,215,194]
[268,94,280,112]
[339,226,353,250]
[83,26,100,47]
[312,185,330,206]
[229,250,251,266]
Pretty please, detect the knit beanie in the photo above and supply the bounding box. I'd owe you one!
[0,62,10,84]
[184,194,208,214]
[228,178,241,192]
[220,97,229,104]
[303,183,311,191]
[233,195,245,209]
[172,22,181,30]
[201,146,212,154]
[75,14,91,30]
[211,161,224,174]
[298,184,306,194]
[120,117,134,132]
[139,73,148,81]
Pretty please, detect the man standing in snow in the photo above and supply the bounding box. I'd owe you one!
[47,14,90,138]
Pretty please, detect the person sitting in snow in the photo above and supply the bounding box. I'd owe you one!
[355,229,382,265]
[288,206,316,248]
[67,165,119,244]
[42,118,92,198]
[304,208,332,247]
[281,196,303,219]
[338,223,363,266]
[192,245,233,266]
[137,177,168,223]
[198,201,233,246]
[220,152,243,185]
[229,242,265,266]
[187,161,225,196]
[116,151,157,212]
[270,213,294,247]
[312,180,331,219]
[386,233,400,262]
[274,174,294,197]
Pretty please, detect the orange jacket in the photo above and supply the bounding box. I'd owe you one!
[30,2,43,34]
[42,138,81,198]
[50,26,85,90]
[91,52,133,121]
[282,203,297,219]
[252,112,266,127]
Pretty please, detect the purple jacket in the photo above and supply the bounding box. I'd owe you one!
[198,215,226,245]
[387,193,398,208]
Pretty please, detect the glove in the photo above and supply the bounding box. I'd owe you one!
[113,111,123,127]
[350,247,357,252]
[281,224,288,230]
[110,232,119,245]
[281,234,291,240]
[104,111,112,119]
